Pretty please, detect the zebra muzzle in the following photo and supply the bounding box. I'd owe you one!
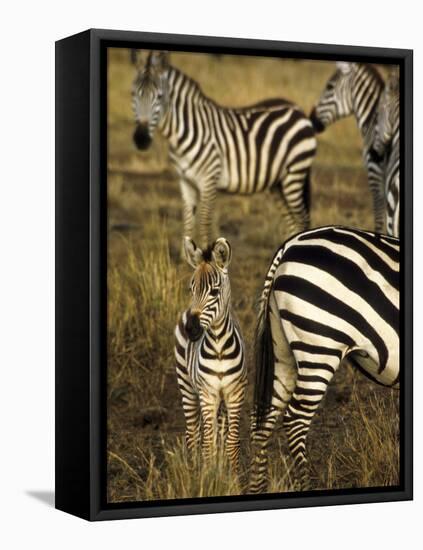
[133,124,152,150]
[309,108,325,133]
[186,312,204,342]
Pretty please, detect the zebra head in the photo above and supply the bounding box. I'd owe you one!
[310,61,358,132]
[372,69,400,158]
[183,237,232,342]
[131,50,170,150]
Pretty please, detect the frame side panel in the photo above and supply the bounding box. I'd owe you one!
[402,50,413,499]
[55,30,91,520]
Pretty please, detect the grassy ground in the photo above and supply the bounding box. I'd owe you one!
[106,48,399,503]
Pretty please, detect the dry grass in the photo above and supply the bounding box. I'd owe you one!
[106,48,400,503]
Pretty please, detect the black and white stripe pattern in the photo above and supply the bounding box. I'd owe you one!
[310,62,386,233]
[250,226,399,493]
[175,237,247,474]
[371,70,400,238]
[132,50,317,246]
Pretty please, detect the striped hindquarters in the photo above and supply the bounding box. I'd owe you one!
[251,226,400,492]
[254,226,400,425]
[276,226,399,383]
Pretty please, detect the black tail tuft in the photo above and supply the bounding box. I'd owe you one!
[254,305,275,429]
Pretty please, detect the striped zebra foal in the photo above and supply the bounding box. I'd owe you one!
[310,62,386,233]
[131,50,317,247]
[250,226,399,493]
[371,70,400,237]
[174,237,247,473]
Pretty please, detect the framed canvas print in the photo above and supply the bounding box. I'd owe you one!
[55,29,413,521]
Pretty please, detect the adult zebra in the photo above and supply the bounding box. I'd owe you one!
[310,62,386,233]
[370,70,400,238]
[131,50,317,247]
[250,226,399,493]
[174,237,247,475]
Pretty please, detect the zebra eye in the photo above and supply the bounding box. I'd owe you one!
[210,288,219,297]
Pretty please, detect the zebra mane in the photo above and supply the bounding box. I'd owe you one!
[362,63,385,88]
[168,66,224,109]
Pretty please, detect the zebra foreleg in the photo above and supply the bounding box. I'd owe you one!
[217,401,228,449]
[175,360,202,460]
[223,382,246,478]
[182,394,202,460]
[179,179,199,245]
[366,153,386,233]
[199,392,220,465]
[198,178,218,248]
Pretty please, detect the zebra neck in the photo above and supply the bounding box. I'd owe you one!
[352,70,384,150]
[159,66,214,151]
[207,308,233,342]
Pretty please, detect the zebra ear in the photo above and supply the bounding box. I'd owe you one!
[336,61,353,75]
[184,237,203,268]
[130,49,143,69]
[149,51,169,71]
[212,238,232,269]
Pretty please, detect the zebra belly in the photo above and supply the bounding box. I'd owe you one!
[349,349,399,387]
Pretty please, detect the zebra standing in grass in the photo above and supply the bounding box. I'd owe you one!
[370,70,400,237]
[310,62,386,233]
[250,226,399,493]
[131,50,317,247]
[174,237,247,474]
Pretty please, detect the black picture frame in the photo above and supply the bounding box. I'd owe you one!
[55,28,413,521]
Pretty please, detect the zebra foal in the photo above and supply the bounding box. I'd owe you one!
[310,62,386,233]
[174,237,247,474]
[250,226,399,493]
[131,50,317,247]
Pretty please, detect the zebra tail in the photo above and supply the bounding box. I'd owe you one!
[253,246,285,429]
[254,302,275,429]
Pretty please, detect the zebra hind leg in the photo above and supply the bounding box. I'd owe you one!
[249,293,297,493]
[249,406,284,494]
[366,156,386,233]
[283,357,339,491]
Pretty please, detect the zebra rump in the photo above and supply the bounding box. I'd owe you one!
[253,225,399,427]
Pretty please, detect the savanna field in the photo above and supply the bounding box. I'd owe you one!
[106,49,399,502]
